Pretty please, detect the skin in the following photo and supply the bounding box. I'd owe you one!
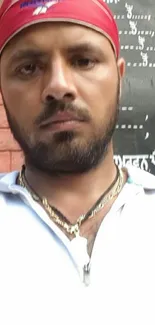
[0,23,125,255]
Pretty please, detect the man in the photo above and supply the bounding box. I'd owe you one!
[0,0,155,324]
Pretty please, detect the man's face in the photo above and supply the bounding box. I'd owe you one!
[0,23,125,174]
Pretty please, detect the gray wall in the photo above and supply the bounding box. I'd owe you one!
[107,0,155,174]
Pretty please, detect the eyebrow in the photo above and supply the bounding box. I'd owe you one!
[66,42,104,57]
[9,49,46,64]
[9,42,104,64]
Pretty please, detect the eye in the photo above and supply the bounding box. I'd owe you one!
[16,63,40,77]
[72,57,98,69]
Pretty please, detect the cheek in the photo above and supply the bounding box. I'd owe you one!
[78,68,118,120]
[1,81,41,127]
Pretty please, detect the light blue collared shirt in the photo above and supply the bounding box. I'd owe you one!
[0,166,155,325]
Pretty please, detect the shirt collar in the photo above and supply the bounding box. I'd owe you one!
[0,166,155,193]
[126,166,155,189]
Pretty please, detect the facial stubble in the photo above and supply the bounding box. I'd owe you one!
[1,82,120,175]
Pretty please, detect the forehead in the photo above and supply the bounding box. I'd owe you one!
[3,22,113,56]
[0,0,4,5]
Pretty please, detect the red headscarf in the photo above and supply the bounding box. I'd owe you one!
[0,0,120,57]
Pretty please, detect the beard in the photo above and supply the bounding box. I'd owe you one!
[2,84,120,175]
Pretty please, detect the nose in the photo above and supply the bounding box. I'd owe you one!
[42,57,77,103]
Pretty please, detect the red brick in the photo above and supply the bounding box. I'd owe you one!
[11,151,23,171]
[0,151,11,173]
[0,129,20,151]
[0,105,9,128]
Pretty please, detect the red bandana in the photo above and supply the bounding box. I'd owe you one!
[0,0,119,57]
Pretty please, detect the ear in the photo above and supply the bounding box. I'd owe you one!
[117,57,125,98]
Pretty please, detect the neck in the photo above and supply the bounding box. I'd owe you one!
[24,146,118,222]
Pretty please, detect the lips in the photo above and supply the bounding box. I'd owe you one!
[39,111,83,127]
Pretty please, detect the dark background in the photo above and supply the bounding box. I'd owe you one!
[107,0,155,173]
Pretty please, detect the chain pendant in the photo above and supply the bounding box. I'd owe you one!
[71,233,90,284]
[83,263,90,286]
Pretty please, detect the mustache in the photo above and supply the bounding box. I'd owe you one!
[35,100,91,126]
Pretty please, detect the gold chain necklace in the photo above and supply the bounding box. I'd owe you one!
[18,167,124,236]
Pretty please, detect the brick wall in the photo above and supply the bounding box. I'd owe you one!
[0,95,23,173]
